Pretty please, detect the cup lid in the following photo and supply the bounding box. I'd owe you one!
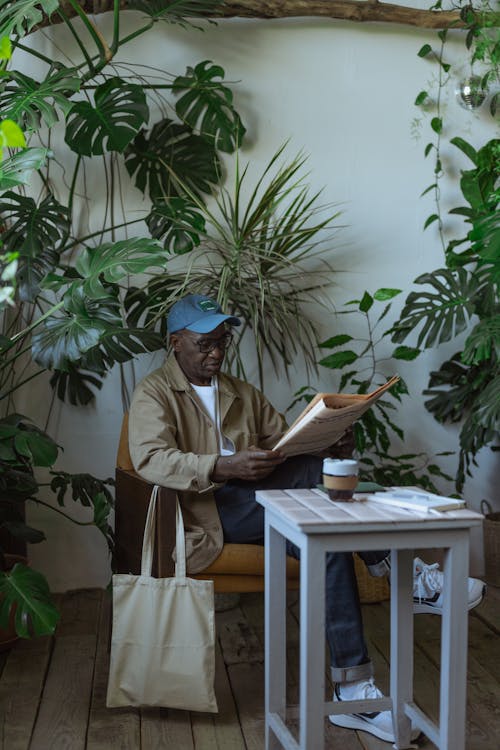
[323,458,359,476]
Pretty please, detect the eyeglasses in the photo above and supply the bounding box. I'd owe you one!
[183,332,233,354]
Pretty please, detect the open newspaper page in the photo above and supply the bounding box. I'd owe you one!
[273,376,399,457]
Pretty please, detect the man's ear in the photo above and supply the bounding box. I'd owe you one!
[170,333,182,352]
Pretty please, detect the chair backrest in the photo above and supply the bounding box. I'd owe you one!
[114,413,300,592]
[113,414,388,601]
[117,412,134,470]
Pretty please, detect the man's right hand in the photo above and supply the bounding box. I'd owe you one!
[212,446,286,483]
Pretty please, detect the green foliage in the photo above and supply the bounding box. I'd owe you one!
[125,117,220,200]
[0,562,60,638]
[0,412,114,636]
[0,0,342,640]
[127,0,222,29]
[0,0,59,39]
[291,290,452,490]
[173,60,246,152]
[399,8,500,490]
[125,146,341,387]
[0,66,80,130]
[0,192,69,300]
[0,146,46,190]
[65,78,149,156]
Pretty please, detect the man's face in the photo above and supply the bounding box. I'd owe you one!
[170,323,232,385]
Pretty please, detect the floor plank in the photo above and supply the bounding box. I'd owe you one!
[0,587,497,748]
[0,635,52,750]
[87,591,140,750]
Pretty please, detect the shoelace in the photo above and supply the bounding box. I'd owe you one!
[414,560,441,599]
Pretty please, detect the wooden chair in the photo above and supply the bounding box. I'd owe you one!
[114,413,300,592]
[114,414,389,602]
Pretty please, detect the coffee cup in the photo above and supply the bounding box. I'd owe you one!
[322,458,359,502]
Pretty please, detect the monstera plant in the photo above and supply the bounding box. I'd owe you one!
[0,0,247,638]
[0,1,342,637]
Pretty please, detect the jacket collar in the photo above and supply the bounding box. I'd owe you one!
[161,353,240,401]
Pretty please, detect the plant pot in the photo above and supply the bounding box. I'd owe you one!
[0,553,28,651]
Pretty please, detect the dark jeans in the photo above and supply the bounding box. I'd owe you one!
[214,455,389,682]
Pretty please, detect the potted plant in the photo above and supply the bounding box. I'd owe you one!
[0,412,114,642]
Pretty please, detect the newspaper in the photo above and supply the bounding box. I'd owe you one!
[273,376,399,457]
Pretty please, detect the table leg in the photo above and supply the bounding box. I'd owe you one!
[439,536,469,750]
[265,521,287,750]
[299,537,326,750]
[390,548,415,750]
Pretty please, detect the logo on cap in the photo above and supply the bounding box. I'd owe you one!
[198,300,218,312]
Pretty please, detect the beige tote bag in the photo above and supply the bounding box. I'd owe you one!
[106,486,218,712]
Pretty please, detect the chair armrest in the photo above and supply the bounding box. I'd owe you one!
[114,468,176,577]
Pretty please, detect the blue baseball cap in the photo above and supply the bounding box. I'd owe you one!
[167,294,241,335]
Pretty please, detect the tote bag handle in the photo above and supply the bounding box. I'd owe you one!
[140,485,187,581]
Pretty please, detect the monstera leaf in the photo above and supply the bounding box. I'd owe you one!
[0,192,69,300]
[391,268,480,349]
[32,284,164,370]
[0,415,59,467]
[75,237,168,298]
[125,117,219,201]
[32,313,105,370]
[0,0,59,38]
[0,66,80,130]
[0,562,59,638]
[65,77,149,156]
[0,147,47,191]
[146,196,206,253]
[173,61,245,152]
[50,363,105,406]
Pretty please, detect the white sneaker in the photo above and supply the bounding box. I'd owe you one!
[328,678,420,743]
[413,557,486,615]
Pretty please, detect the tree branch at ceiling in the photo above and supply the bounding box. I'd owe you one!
[39,0,494,32]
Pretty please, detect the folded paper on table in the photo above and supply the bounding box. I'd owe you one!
[273,376,399,457]
[367,488,466,513]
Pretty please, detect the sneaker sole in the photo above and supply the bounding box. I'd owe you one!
[413,585,486,615]
[328,713,395,742]
[329,713,420,743]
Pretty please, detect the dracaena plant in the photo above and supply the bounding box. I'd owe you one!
[124,145,342,388]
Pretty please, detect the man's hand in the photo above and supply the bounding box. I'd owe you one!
[329,426,355,459]
[212,446,286,483]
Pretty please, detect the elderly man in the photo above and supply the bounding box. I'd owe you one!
[129,293,484,744]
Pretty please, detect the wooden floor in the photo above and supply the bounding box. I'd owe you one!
[0,585,498,750]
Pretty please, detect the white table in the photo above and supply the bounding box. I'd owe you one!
[255,488,483,750]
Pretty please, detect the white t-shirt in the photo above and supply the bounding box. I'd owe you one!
[190,379,235,456]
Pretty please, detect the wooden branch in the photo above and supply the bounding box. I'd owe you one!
[220,1,465,29]
[40,0,471,32]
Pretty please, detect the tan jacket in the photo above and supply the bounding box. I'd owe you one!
[129,354,287,572]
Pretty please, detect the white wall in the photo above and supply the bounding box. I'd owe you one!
[17,8,498,588]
